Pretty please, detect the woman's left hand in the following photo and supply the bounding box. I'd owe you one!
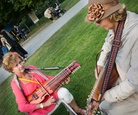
[62,77,70,84]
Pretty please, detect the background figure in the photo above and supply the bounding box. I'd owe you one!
[44,7,55,22]
[1,30,28,60]
[54,2,60,11]
[0,33,10,55]
[0,49,3,63]
[14,25,27,40]
[53,2,66,18]
[0,39,4,62]
[86,0,138,115]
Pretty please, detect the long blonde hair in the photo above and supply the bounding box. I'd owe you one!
[108,4,127,22]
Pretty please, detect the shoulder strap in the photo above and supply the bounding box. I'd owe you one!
[31,69,49,80]
[14,75,21,90]
[14,75,27,99]
[18,78,39,84]
[101,18,126,94]
[14,75,29,114]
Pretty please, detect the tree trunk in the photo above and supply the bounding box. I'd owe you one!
[28,10,40,27]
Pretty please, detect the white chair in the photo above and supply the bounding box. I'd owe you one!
[47,98,77,115]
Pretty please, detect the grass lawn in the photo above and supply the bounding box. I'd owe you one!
[0,0,138,115]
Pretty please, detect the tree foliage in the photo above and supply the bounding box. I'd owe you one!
[7,0,46,11]
[0,0,46,28]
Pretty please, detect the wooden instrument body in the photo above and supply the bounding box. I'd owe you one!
[92,64,119,101]
[87,64,119,114]
[27,61,80,103]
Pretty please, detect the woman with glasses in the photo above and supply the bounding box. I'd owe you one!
[85,0,138,115]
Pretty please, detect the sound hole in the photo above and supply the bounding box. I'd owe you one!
[32,94,39,99]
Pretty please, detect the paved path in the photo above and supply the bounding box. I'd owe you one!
[0,0,88,84]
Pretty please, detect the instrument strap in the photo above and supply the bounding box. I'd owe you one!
[101,18,126,95]
[18,78,39,84]
[31,69,49,80]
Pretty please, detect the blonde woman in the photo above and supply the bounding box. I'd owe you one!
[0,33,11,54]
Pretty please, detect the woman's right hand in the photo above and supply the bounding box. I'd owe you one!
[30,94,47,104]
[94,65,103,79]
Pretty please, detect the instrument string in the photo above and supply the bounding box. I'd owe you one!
[47,69,69,88]
[34,69,69,99]
[49,69,66,85]
[34,77,51,96]
[35,87,46,98]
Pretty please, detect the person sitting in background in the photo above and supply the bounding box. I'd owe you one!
[44,7,55,22]
[2,52,86,115]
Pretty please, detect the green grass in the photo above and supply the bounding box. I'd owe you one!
[0,0,138,115]
[61,0,80,11]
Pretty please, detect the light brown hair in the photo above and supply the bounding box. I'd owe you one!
[2,52,22,72]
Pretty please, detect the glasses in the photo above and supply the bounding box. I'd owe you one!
[14,60,24,68]
[95,20,102,24]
